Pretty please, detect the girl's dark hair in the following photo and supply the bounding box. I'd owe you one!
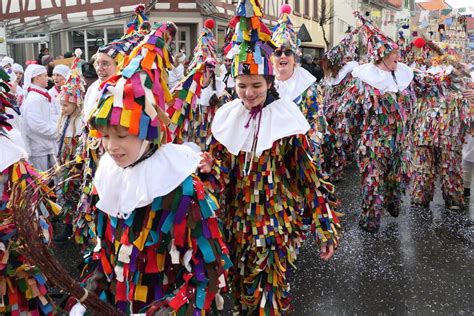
[264,75,280,100]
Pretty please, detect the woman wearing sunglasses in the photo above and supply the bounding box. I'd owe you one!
[270,4,330,173]
[199,1,341,314]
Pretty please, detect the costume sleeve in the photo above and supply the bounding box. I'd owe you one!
[201,138,233,198]
[1,160,60,314]
[26,99,57,139]
[285,135,341,248]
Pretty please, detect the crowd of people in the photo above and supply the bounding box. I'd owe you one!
[0,1,473,315]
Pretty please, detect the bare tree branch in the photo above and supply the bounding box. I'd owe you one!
[313,0,335,48]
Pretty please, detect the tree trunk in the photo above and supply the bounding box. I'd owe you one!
[320,22,330,49]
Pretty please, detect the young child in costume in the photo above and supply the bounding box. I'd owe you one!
[0,67,58,315]
[168,19,226,151]
[74,4,151,247]
[200,1,341,314]
[348,12,415,233]
[54,49,85,242]
[321,29,360,181]
[70,23,231,315]
[271,4,328,171]
[410,42,471,209]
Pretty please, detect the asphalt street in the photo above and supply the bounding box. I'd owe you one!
[52,163,473,315]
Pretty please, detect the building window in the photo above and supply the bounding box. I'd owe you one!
[69,27,124,61]
[294,0,301,14]
[304,0,310,17]
[314,0,319,20]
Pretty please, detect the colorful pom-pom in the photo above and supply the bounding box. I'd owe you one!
[280,4,292,15]
[413,37,426,48]
[204,19,215,30]
[135,4,145,13]
[74,48,83,58]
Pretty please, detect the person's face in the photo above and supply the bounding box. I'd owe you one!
[53,73,66,87]
[224,59,232,71]
[343,56,353,63]
[33,73,49,88]
[273,47,295,80]
[94,53,117,82]
[382,50,399,71]
[60,100,77,116]
[43,48,50,55]
[235,75,269,110]
[101,125,144,168]
[14,71,23,83]
[205,63,216,76]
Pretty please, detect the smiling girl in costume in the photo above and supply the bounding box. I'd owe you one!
[200,1,341,314]
[70,22,230,314]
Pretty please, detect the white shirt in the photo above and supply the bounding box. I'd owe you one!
[168,64,184,90]
[83,80,101,124]
[21,84,58,157]
[463,134,474,163]
[48,85,62,123]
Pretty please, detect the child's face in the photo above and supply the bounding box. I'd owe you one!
[235,75,269,110]
[101,125,144,168]
[60,100,77,116]
[53,73,66,87]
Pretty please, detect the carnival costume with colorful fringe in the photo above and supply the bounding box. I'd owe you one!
[74,4,150,247]
[349,12,415,232]
[0,67,58,315]
[167,19,226,151]
[207,1,341,314]
[322,28,361,181]
[272,4,329,173]
[56,49,85,228]
[410,43,470,208]
[78,22,231,314]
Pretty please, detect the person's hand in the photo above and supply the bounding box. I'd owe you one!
[320,243,335,261]
[198,152,214,173]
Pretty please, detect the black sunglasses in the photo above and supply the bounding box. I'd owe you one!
[274,50,294,57]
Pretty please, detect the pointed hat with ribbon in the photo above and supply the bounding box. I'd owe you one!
[98,4,151,65]
[188,19,217,71]
[224,0,277,77]
[59,48,85,108]
[354,11,398,61]
[89,22,177,147]
[271,4,300,54]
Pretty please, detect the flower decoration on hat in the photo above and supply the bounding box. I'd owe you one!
[224,0,277,77]
[89,22,177,148]
[271,4,300,54]
[324,27,359,66]
[354,11,398,61]
[98,4,151,66]
[188,19,217,71]
[59,48,85,108]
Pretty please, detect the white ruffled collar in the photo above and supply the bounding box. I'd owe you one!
[325,61,359,86]
[0,137,28,172]
[426,65,454,76]
[94,143,201,219]
[275,67,316,101]
[352,62,414,92]
[211,98,310,157]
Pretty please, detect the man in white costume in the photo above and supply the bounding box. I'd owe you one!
[21,64,58,171]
